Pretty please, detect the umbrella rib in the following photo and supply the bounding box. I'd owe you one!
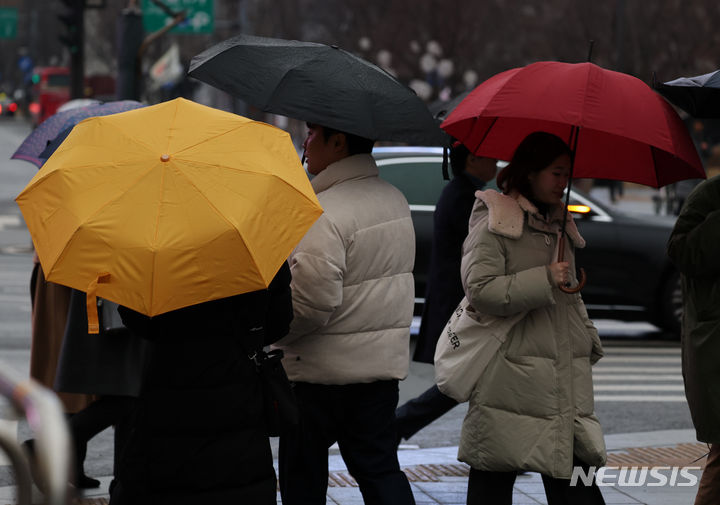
[179,157,323,210]
[260,49,333,112]
[167,163,269,285]
[150,165,167,310]
[649,146,661,187]
[172,122,266,157]
[99,117,159,155]
[38,161,158,278]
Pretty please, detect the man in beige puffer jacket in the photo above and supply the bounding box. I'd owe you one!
[274,123,416,505]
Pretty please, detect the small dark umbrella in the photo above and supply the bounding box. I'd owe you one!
[11,100,145,168]
[656,69,720,118]
[188,34,445,146]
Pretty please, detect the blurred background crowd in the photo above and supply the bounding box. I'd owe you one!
[1,0,719,182]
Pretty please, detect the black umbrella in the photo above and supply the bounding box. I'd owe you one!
[428,91,470,122]
[656,69,720,118]
[188,34,445,146]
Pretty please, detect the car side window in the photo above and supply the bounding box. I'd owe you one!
[376,159,448,206]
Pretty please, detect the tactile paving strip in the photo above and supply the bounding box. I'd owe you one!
[323,442,711,487]
[70,442,711,498]
[606,442,710,468]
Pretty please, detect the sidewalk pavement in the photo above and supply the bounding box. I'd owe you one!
[0,429,706,504]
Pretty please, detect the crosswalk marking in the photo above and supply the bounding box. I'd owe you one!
[0,214,20,230]
[594,395,687,402]
[593,374,682,381]
[594,384,685,391]
[602,346,680,354]
[589,346,686,402]
[599,356,681,363]
[593,366,681,373]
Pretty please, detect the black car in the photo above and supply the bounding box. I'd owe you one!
[373,146,682,335]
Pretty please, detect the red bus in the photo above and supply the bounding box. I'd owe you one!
[31,66,71,125]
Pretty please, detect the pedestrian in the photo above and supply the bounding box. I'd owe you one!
[274,123,417,505]
[667,174,720,505]
[109,262,293,505]
[458,131,606,504]
[395,142,497,444]
[24,257,98,488]
[53,289,149,490]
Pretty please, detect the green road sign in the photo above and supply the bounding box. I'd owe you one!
[0,8,18,39]
[141,0,213,35]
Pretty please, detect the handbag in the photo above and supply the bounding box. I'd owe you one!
[250,346,299,436]
[434,297,526,402]
[242,321,299,437]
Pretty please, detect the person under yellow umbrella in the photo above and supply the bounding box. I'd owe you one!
[16,97,323,503]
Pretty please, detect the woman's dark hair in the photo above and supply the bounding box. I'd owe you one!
[496,131,572,197]
[307,122,375,155]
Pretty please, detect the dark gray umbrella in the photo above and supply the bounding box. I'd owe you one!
[656,69,720,118]
[188,34,445,146]
[428,91,470,122]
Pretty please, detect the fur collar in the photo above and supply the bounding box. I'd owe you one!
[475,189,585,248]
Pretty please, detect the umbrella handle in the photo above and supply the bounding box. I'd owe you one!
[557,232,587,293]
[559,267,587,293]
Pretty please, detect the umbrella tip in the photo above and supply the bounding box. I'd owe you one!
[160,154,171,162]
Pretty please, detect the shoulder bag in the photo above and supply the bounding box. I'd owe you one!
[434,297,526,402]
[242,323,299,437]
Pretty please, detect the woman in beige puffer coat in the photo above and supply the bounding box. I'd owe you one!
[459,132,606,505]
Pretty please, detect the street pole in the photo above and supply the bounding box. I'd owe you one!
[59,0,85,99]
[70,3,84,99]
[116,0,185,101]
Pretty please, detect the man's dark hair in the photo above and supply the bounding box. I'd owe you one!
[449,142,470,177]
[308,123,375,155]
[496,131,572,197]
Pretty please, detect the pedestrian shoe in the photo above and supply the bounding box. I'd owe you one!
[73,473,101,489]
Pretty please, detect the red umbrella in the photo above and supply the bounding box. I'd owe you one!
[442,61,704,187]
[441,61,705,292]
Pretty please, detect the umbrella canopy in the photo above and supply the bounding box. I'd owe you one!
[57,98,103,113]
[188,34,445,146]
[16,97,323,331]
[656,69,720,118]
[11,100,144,168]
[442,61,704,187]
[429,91,471,122]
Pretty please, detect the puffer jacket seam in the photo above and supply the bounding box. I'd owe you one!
[302,326,411,337]
[344,272,413,288]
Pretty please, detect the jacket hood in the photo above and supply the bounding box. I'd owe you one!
[474,189,586,248]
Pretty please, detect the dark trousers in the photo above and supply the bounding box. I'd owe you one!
[395,384,458,440]
[279,380,415,505]
[69,395,135,475]
[466,457,606,505]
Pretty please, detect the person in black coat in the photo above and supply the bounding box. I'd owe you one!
[109,262,293,505]
[396,143,497,443]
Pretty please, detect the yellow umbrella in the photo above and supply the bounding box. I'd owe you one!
[16,97,322,332]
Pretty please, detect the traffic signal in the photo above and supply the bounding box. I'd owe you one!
[58,0,85,99]
[58,0,84,55]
